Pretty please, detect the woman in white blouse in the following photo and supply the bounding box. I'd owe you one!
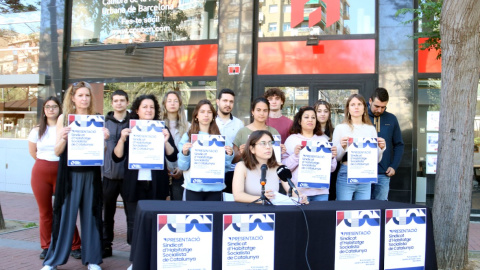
[28,96,81,260]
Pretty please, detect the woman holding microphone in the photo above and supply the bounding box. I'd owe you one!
[332,94,386,201]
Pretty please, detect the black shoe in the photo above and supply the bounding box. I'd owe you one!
[70,248,81,259]
[40,248,48,259]
[102,247,112,258]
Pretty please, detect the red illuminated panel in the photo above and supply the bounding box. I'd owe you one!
[164,44,218,77]
[418,38,441,73]
[258,40,375,75]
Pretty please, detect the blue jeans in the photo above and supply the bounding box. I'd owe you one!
[371,174,390,200]
[336,164,371,201]
[308,194,328,202]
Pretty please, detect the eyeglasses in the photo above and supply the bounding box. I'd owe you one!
[255,141,274,147]
[45,105,59,110]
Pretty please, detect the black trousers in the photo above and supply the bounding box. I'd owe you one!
[102,177,127,248]
[185,190,223,201]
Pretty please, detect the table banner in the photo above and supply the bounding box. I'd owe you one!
[190,134,225,184]
[157,214,213,270]
[128,120,165,170]
[273,135,281,163]
[297,141,332,189]
[222,213,275,270]
[384,208,426,270]
[347,137,378,183]
[335,210,381,270]
[67,114,104,166]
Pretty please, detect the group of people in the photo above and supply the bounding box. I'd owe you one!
[28,83,404,270]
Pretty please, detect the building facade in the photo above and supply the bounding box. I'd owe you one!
[1,0,479,209]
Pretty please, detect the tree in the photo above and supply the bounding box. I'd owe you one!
[433,0,480,268]
[399,0,480,268]
[0,0,39,13]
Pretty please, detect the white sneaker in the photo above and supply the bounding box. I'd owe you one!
[127,264,133,270]
[88,264,102,270]
[40,266,56,270]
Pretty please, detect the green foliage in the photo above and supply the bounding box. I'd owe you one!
[23,222,37,228]
[0,0,40,14]
[396,0,442,59]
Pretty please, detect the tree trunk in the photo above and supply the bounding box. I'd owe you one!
[433,0,480,269]
[0,203,5,230]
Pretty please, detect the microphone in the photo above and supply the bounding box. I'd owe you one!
[276,165,299,197]
[260,164,267,186]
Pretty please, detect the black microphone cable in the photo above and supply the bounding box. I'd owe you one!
[295,203,312,270]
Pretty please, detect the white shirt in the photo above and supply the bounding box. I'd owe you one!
[28,126,59,161]
[216,114,244,171]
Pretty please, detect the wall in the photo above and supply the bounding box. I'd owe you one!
[0,139,35,193]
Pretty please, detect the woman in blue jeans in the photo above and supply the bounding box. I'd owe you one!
[332,94,386,200]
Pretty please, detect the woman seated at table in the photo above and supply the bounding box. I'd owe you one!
[232,130,307,204]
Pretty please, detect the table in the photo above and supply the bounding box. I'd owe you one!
[130,200,437,270]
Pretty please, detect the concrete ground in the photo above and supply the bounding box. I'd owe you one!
[0,191,479,270]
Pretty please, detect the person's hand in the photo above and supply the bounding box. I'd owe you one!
[293,144,302,156]
[162,129,170,142]
[378,137,386,150]
[386,167,395,177]
[225,145,233,156]
[239,144,246,154]
[281,144,287,155]
[300,194,309,204]
[265,190,275,200]
[182,142,192,155]
[170,168,183,179]
[61,127,71,141]
[119,128,131,142]
[340,136,349,150]
[103,127,110,141]
[331,146,337,158]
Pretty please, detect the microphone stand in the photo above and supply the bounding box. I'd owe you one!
[251,181,272,205]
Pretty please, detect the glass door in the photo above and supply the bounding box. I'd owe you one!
[315,89,359,126]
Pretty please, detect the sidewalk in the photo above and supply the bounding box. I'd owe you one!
[0,191,479,270]
[0,192,130,270]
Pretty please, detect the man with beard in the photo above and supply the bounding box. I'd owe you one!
[215,88,244,193]
[368,87,404,200]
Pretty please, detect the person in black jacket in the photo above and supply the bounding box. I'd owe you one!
[102,90,130,258]
[112,94,178,245]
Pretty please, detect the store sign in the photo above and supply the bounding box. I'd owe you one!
[291,0,340,28]
[228,64,240,75]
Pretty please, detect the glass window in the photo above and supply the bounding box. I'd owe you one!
[264,87,309,120]
[283,22,291,32]
[317,89,358,127]
[71,0,218,47]
[268,23,277,32]
[0,11,40,75]
[258,0,375,37]
[102,81,216,122]
[0,86,38,138]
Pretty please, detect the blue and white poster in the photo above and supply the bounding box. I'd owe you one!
[223,214,275,270]
[297,141,332,189]
[157,214,213,270]
[128,120,165,170]
[190,134,226,184]
[273,135,281,163]
[384,208,426,270]
[347,137,378,183]
[335,210,381,270]
[67,114,104,166]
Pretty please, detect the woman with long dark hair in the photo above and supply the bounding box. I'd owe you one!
[282,106,337,202]
[332,94,386,201]
[314,99,334,139]
[113,94,178,244]
[28,97,81,260]
[177,99,233,201]
[42,82,109,270]
[232,130,307,203]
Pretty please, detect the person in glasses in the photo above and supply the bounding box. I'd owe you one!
[112,94,178,245]
[28,97,81,261]
[178,99,234,201]
[42,82,109,270]
[282,106,338,202]
[232,130,307,203]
